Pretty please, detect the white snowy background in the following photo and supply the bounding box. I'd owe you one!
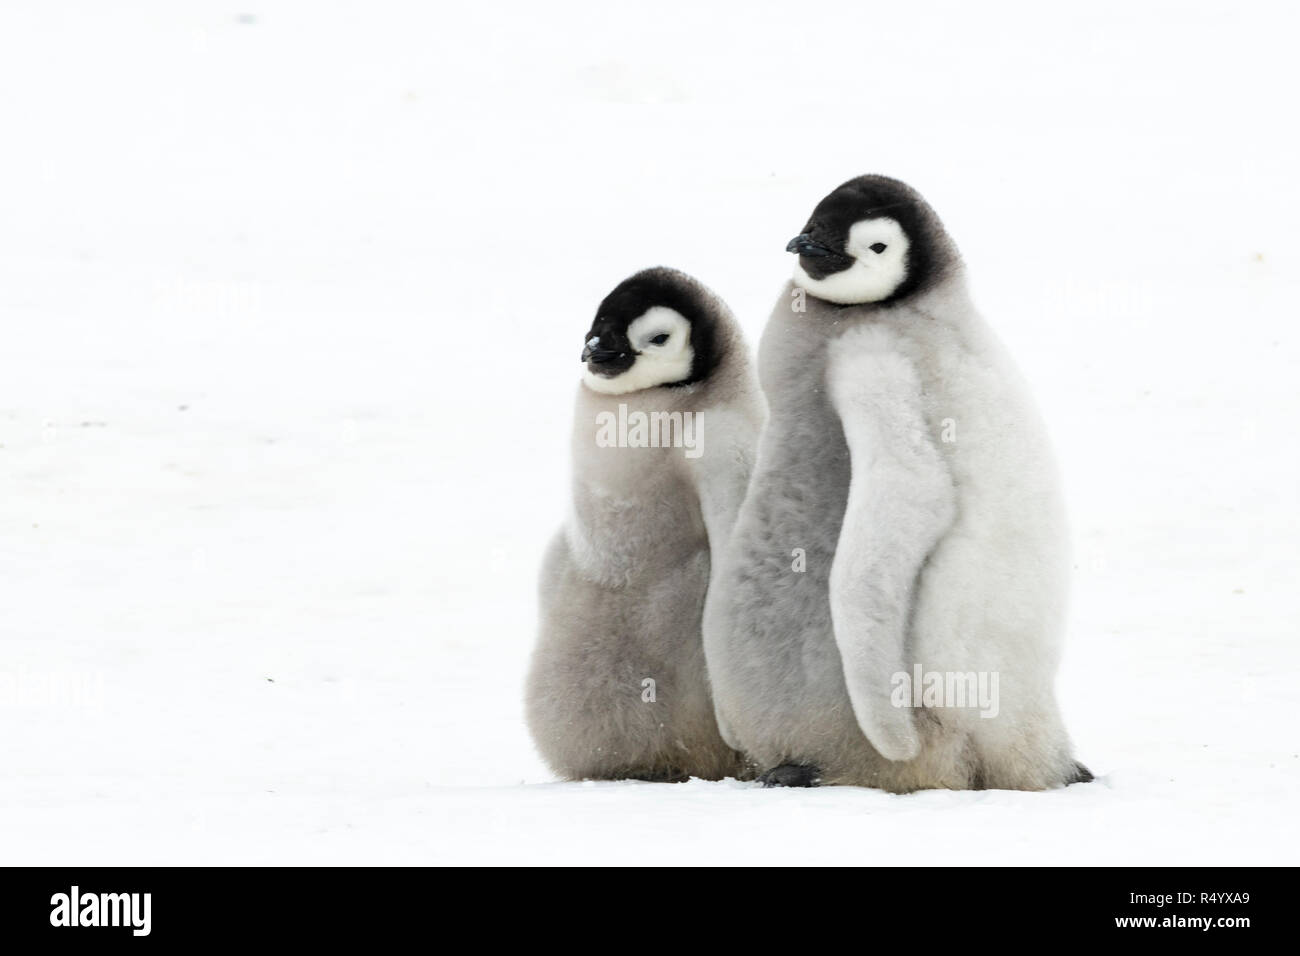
[1,0,1297,865]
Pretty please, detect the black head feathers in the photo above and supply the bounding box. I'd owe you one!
[583,267,725,388]
[792,174,956,303]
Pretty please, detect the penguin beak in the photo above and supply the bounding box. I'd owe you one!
[786,234,837,258]
[582,337,625,365]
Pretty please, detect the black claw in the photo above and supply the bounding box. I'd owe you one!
[758,763,820,788]
[1068,761,1094,785]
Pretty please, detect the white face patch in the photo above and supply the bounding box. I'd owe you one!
[582,306,695,395]
[792,217,910,305]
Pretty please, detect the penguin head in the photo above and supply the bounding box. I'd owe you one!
[580,268,722,395]
[787,175,950,306]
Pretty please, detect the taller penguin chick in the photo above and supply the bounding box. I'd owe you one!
[703,175,1090,792]
[527,267,762,782]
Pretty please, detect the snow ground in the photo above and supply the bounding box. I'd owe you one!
[1,1,1297,865]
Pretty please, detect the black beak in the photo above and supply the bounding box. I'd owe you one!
[786,233,837,257]
[582,340,625,364]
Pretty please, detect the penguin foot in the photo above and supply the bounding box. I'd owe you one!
[758,763,820,788]
[1067,761,1094,785]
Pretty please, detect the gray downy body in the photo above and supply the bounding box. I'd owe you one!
[527,268,763,781]
[704,177,1085,792]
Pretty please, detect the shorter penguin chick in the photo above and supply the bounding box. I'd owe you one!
[527,267,763,782]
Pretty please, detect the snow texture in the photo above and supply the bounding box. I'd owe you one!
[0,0,1296,864]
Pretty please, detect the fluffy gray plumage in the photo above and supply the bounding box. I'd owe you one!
[703,176,1088,792]
[526,268,762,781]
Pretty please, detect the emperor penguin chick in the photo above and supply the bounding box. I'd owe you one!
[703,175,1090,792]
[526,267,763,782]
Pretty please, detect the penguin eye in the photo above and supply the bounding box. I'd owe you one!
[649,333,670,346]
[869,243,888,254]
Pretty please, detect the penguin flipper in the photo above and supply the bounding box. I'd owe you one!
[826,331,957,762]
